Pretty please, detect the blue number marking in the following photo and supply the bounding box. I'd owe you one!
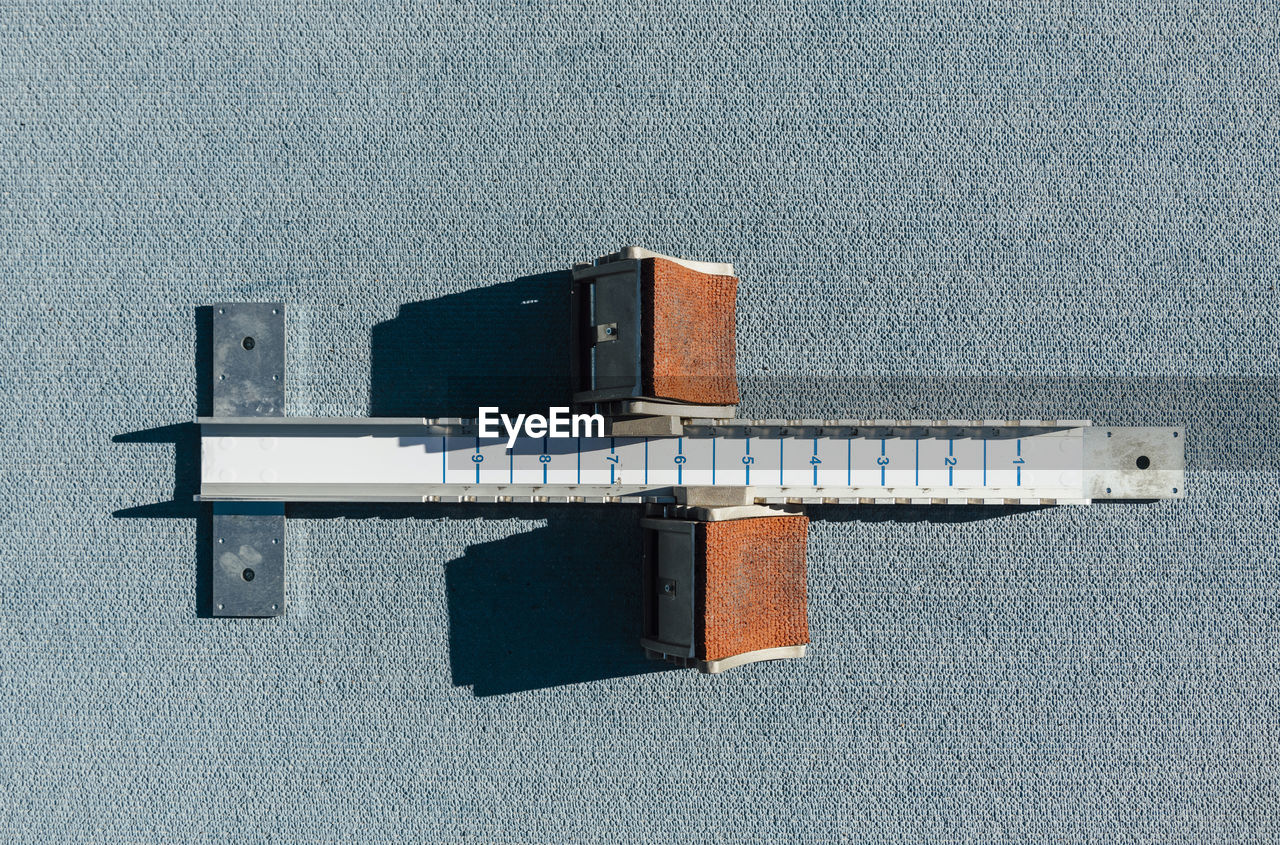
[541,437,550,484]
[810,438,821,485]
[674,452,686,484]
[946,439,955,486]
[877,451,889,486]
[474,436,483,483]
[712,437,716,486]
[744,437,751,484]
[1012,438,1024,486]
[609,437,617,484]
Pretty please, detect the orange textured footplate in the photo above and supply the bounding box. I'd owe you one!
[697,516,809,661]
[641,257,739,405]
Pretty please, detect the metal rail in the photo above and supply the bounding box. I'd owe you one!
[199,417,1184,505]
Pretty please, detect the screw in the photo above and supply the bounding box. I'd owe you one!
[217,603,224,610]
[605,326,615,335]
[242,336,255,350]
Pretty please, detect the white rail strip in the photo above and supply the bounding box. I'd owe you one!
[199,420,1184,505]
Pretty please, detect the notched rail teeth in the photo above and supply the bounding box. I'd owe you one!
[683,418,1089,435]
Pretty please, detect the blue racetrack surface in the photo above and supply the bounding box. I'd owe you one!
[1,3,1277,841]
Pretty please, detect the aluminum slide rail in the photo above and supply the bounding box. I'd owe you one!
[199,417,1185,505]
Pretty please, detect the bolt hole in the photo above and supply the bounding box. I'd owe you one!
[1173,431,1179,437]
[272,538,279,544]
[1172,487,1179,493]
[1107,431,1113,437]
[242,336,255,350]
[242,568,255,582]
[1136,455,1151,470]
[1106,487,1112,493]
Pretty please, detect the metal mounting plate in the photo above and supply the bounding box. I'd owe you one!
[211,502,285,617]
[1084,426,1185,499]
[209,302,286,618]
[213,303,285,417]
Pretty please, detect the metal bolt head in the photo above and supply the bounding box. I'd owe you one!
[242,336,255,350]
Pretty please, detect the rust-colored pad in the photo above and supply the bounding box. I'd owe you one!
[641,257,739,405]
[697,516,809,661]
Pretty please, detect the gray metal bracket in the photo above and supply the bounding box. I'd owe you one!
[212,502,285,617]
[213,303,285,417]
[209,303,286,617]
